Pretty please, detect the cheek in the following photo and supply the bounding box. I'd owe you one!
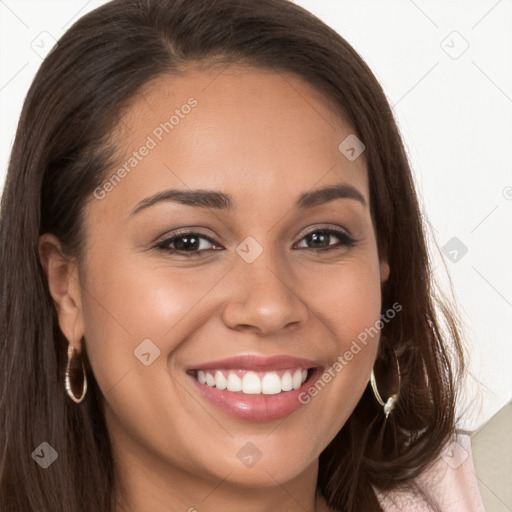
[80,253,210,340]
[308,254,383,346]
[295,255,383,441]
[78,249,227,389]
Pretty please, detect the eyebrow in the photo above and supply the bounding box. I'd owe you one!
[129,183,366,216]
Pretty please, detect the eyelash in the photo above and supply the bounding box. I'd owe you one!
[154,227,358,257]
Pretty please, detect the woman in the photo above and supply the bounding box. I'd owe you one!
[0,0,484,510]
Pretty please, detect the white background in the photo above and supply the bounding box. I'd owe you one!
[1,0,511,432]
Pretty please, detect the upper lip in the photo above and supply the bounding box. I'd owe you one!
[187,354,322,372]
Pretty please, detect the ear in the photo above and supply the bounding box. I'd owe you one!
[38,233,84,354]
[380,258,390,283]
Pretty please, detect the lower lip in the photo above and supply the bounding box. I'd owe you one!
[188,367,323,422]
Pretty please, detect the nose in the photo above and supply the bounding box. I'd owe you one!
[221,246,309,335]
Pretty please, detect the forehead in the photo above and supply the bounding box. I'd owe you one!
[92,64,368,217]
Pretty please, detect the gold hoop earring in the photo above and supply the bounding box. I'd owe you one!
[370,349,401,419]
[65,344,87,404]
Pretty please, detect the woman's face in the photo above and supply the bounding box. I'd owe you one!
[46,64,389,497]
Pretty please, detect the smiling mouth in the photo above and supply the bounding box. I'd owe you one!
[185,354,323,421]
[187,367,313,395]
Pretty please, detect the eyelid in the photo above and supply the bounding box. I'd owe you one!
[153,227,219,245]
[297,223,354,239]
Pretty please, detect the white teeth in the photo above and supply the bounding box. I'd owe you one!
[215,370,227,390]
[195,368,310,395]
[242,372,261,394]
[227,373,242,392]
[261,372,282,395]
[281,372,293,391]
[292,369,303,390]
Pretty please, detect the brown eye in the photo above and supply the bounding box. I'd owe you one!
[295,228,357,251]
[156,232,221,255]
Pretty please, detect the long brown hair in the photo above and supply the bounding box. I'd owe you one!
[0,1,464,510]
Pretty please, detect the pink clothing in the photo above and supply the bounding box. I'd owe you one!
[376,434,486,511]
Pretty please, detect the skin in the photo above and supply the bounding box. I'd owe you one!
[39,64,390,512]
